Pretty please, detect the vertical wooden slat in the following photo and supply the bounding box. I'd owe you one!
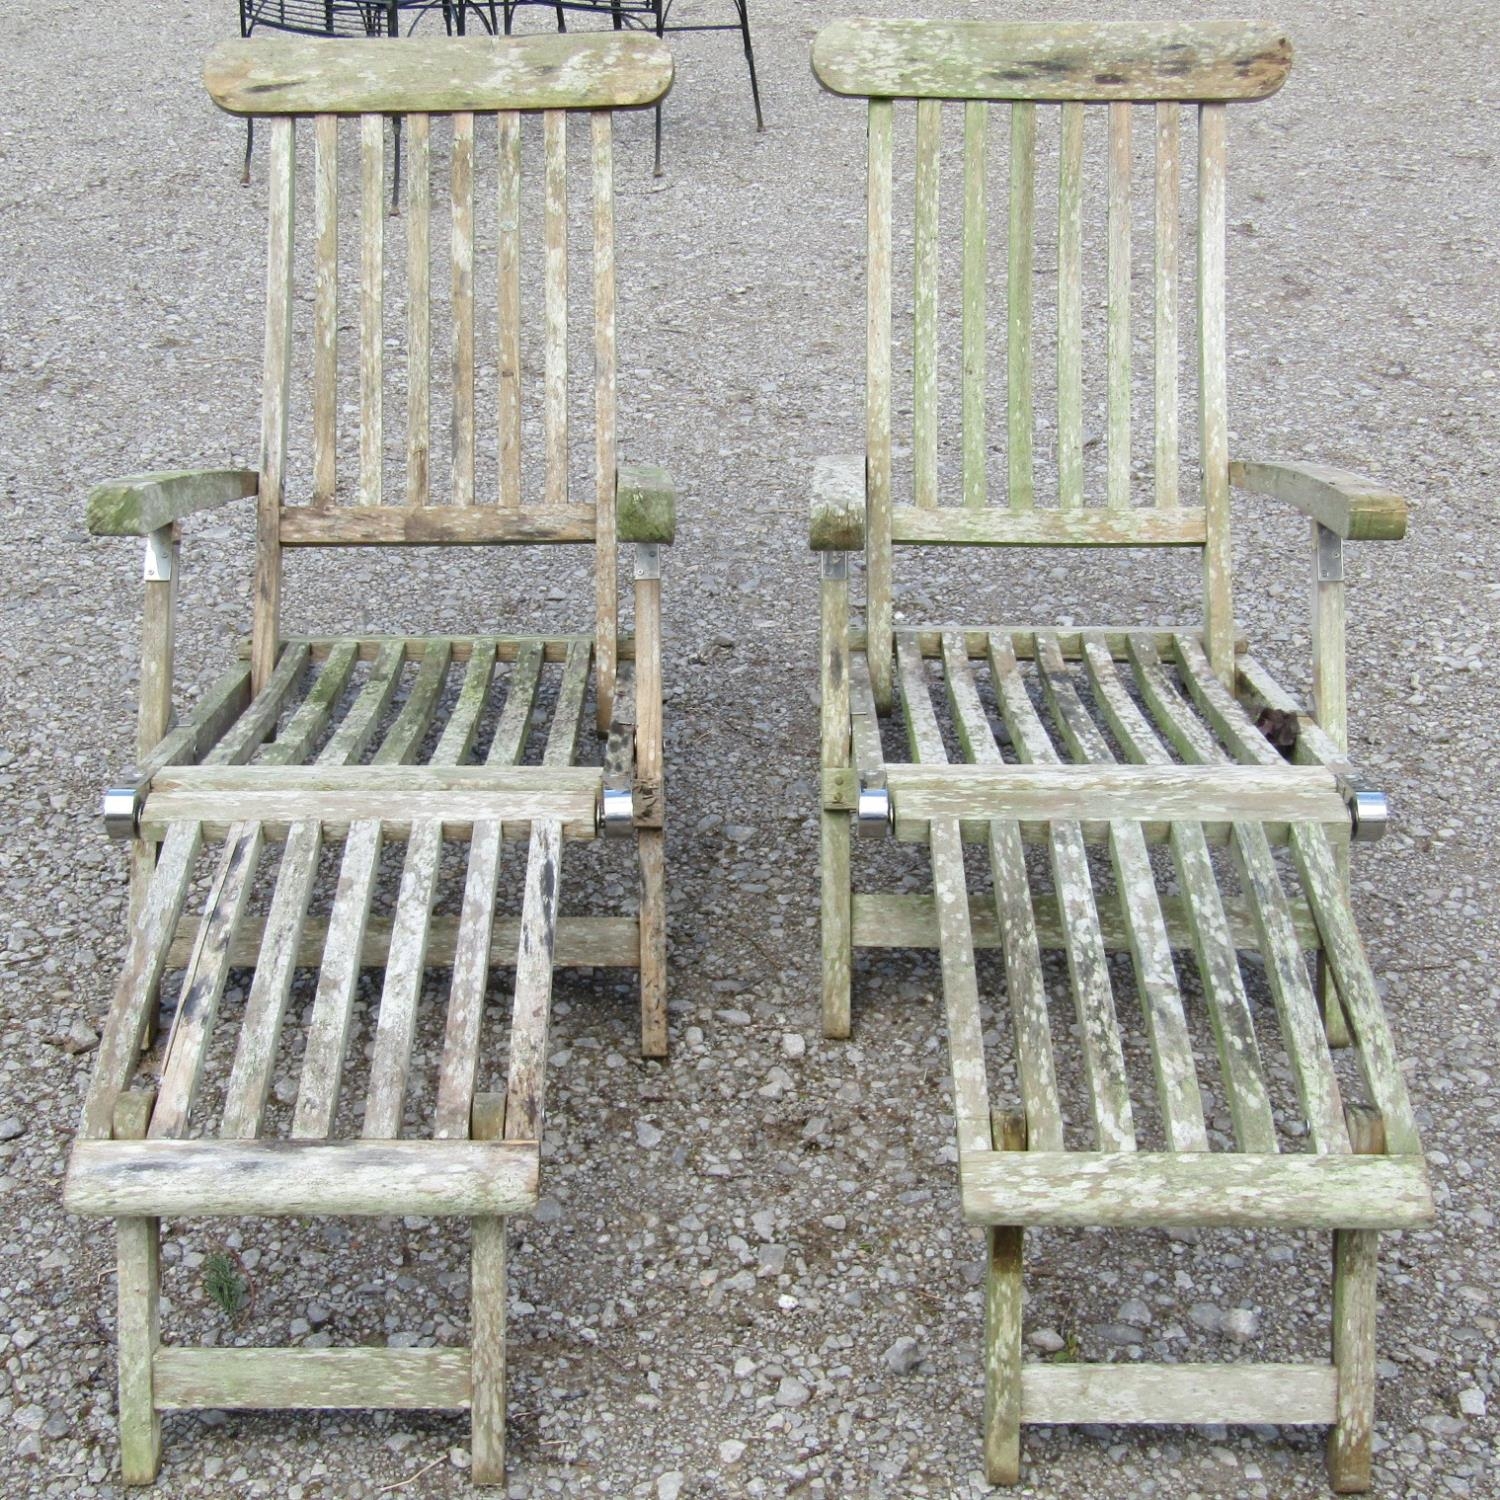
[434,645,543,1141]
[1154,104,1180,509]
[961,101,988,510]
[432,638,497,766]
[544,640,591,767]
[593,110,619,732]
[1056,102,1085,508]
[452,112,476,507]
[1037,635,1208,1153]
[1198,103,1233,675]
[363,819,442,1139]
[941,637,1064,1152]
[1007,102,1036,511]
[312,115,339,509]
[291,816,384,1139]
[497,111,522,508]
[149,822,265,1139]
[989,634,1135,1151]
[866,99,894,709]
[315,640,404,766]
[543,109,568,508]
[81,824,204,1140]
[912,97,941,511]
[1170,652,1416,1137]
[895,639,993,1155]
[503,818,563,1143]
[358,113,384,509]
[251,115,295,694]
[1124,636,1279,1152]
[218,820,322,1138]
[1107,102,1132,511]
[406,113,431,508]
[206,642,311,767]
[372,638,452,765]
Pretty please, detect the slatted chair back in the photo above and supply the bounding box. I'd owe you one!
[812,20,1293,702]
[205,34,674,721]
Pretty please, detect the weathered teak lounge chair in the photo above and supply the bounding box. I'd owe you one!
[809,19,1433,1491]
[64,33,675,1484]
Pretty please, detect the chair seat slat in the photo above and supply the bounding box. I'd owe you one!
[1036,634,1208,1152]
[940,635,1064,1151]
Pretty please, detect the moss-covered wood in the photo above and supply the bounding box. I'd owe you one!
[616,464,676,544]
[87,469,258,537]
[809,454,866,550]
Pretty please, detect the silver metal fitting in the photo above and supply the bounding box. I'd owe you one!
[1315,523,1344,584]
[634,543,661,582]
[143,527,174,582]
[821,551,849,582]
[1347,786,1389,843]
[856,783,891,838]
[103,786,142,839]
[600,786,634,838]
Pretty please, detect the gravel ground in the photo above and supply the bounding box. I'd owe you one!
[2,0,1497,1495]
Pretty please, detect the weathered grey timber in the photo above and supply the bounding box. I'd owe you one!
[205,34,674,115]
[812,20,1292,102]
[72,32,677,1489]
[810,18,1429,1493]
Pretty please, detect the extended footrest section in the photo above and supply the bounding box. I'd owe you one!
[838,627,1434,1492]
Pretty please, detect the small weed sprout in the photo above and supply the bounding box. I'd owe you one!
[203,1252,250,1323]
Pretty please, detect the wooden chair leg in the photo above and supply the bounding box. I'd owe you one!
[113,1093,161,1485]
[638,829,667,1057]
[471,1093,508,1485]
[1328,1228,1378,1492]
[984,1111,1026,1485]
[820,810,851,1038]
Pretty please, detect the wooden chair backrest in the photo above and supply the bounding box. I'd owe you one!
[204,34,673,702]
[812,19,1293,691]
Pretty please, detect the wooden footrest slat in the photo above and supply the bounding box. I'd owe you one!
[142,765,601,840]
[886,763,1347,828]
[1021,1363,1338,1427]
[154,1347,472,1412]
[65,1139,539,1218]
[959,1150,1432,1230]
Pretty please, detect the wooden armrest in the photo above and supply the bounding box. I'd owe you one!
[87,468,259,537]
[809,453,866,551]
[616,464,676,544]
[1228,460,1406,541]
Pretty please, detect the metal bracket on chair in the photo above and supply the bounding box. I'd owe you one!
[103,784,144,839]
[634,543,661,582]
[1338,776,1389,842]
[600,786,634,838]
[143,527,174,582]
[1316,524,1344,584]
[856,780,891,838]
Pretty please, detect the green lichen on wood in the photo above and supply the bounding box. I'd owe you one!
[617,464,676,544]
[87,469,259,537]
